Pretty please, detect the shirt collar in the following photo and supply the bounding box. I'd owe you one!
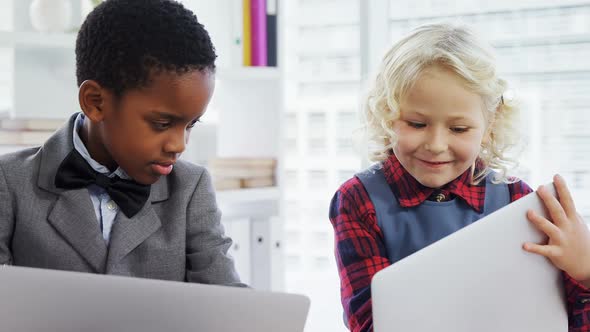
[72,113,131,180]
[381,154,486,212]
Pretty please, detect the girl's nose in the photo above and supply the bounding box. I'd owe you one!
[424,128,448,154]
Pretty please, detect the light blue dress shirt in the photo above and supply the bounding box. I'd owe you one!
[72,113,132,244]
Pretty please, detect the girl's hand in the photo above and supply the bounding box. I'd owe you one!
[523,174,590,287]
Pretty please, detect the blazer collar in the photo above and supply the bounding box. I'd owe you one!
[37,113,169,203]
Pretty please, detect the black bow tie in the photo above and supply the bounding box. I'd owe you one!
[54,149,151,218]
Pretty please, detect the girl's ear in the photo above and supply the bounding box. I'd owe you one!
[78,80,106,122]
[482,106,498,145]
[482,126,492,145]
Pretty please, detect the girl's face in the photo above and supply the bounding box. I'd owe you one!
[392,65,489,188]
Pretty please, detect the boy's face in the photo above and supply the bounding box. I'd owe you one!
[392,65,488,189]
[84,70,215,185]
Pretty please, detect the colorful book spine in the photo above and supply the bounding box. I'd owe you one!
[250,0,267,66]
[242,0,252,66]
[266,0,277,67]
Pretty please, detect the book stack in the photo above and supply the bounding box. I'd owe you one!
[0,117,65,146]
[239,0,278,67]
[209,157,276,191]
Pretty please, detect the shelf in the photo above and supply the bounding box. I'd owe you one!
[297,48,360,58]
[492,33,590,48]
[502,68,590,76]
[216,66,280,81]
[0,32,280,81]
[389,0,590,21]
[298,21,360,29]
[298,75,360,83]
[215,187,280,203]
[0,31,76,49]
[215,187,281,219]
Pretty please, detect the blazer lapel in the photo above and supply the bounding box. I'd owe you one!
[47,189,108,272]
[106,175,169,268]
[38,114,107,272]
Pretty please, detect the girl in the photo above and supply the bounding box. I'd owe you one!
[329,23,590,332]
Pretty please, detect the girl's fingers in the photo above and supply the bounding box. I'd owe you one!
[522,242,558,258]
[536,185,567,227]
[553,174,578,219]
[527,210,561,240]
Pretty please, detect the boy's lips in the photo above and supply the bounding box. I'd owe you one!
[151,161,175,176]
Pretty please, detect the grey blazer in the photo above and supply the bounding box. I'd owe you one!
[0,114,243,286]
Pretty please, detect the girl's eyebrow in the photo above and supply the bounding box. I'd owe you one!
[402,111,476,123]
[448,115,470,121]
[400,109,426,116]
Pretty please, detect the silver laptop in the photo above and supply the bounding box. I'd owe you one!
[0,265,310,332]
[372,183,567,332]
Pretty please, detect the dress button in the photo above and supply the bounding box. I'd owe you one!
[435,193,446,202]
[106,200,117,210]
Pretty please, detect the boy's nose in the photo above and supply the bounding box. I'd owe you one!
[164,130,187,154]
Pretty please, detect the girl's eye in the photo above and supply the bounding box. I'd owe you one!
[451,127,469,133]
[407,121,426,129]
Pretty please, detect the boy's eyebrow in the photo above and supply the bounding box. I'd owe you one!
[150,111,182,120]
[150,111,196,122]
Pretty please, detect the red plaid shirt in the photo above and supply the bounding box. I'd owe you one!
[329,154,590,332]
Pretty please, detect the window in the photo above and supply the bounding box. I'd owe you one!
[283,1,590,331]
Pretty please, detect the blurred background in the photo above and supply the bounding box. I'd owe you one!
[1,0,589,331]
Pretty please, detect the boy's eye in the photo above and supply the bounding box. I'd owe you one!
[152,121,171,130]
[407,121,426,129]
[450,127,469,133]
[186,119,201,129]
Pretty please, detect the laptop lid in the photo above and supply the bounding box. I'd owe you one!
[371,183,567,332]
[0,265,310,332]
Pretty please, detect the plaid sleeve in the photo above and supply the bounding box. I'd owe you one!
[564,272,590,331]
[507,178,533,202]
[329,177,391,332]
[509,179,590,330]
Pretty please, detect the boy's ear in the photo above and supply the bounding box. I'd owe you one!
[78,80,106,122]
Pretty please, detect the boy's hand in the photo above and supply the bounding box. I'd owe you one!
[523,174,590,288]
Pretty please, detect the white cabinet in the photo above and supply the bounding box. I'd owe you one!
[217,187,283,290]
[0,0,284,291]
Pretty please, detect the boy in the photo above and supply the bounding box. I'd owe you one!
[0,0,244,286]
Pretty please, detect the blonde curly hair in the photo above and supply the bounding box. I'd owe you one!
[364,22,521,184]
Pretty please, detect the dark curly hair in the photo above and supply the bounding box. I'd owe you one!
[75,0,217,97]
